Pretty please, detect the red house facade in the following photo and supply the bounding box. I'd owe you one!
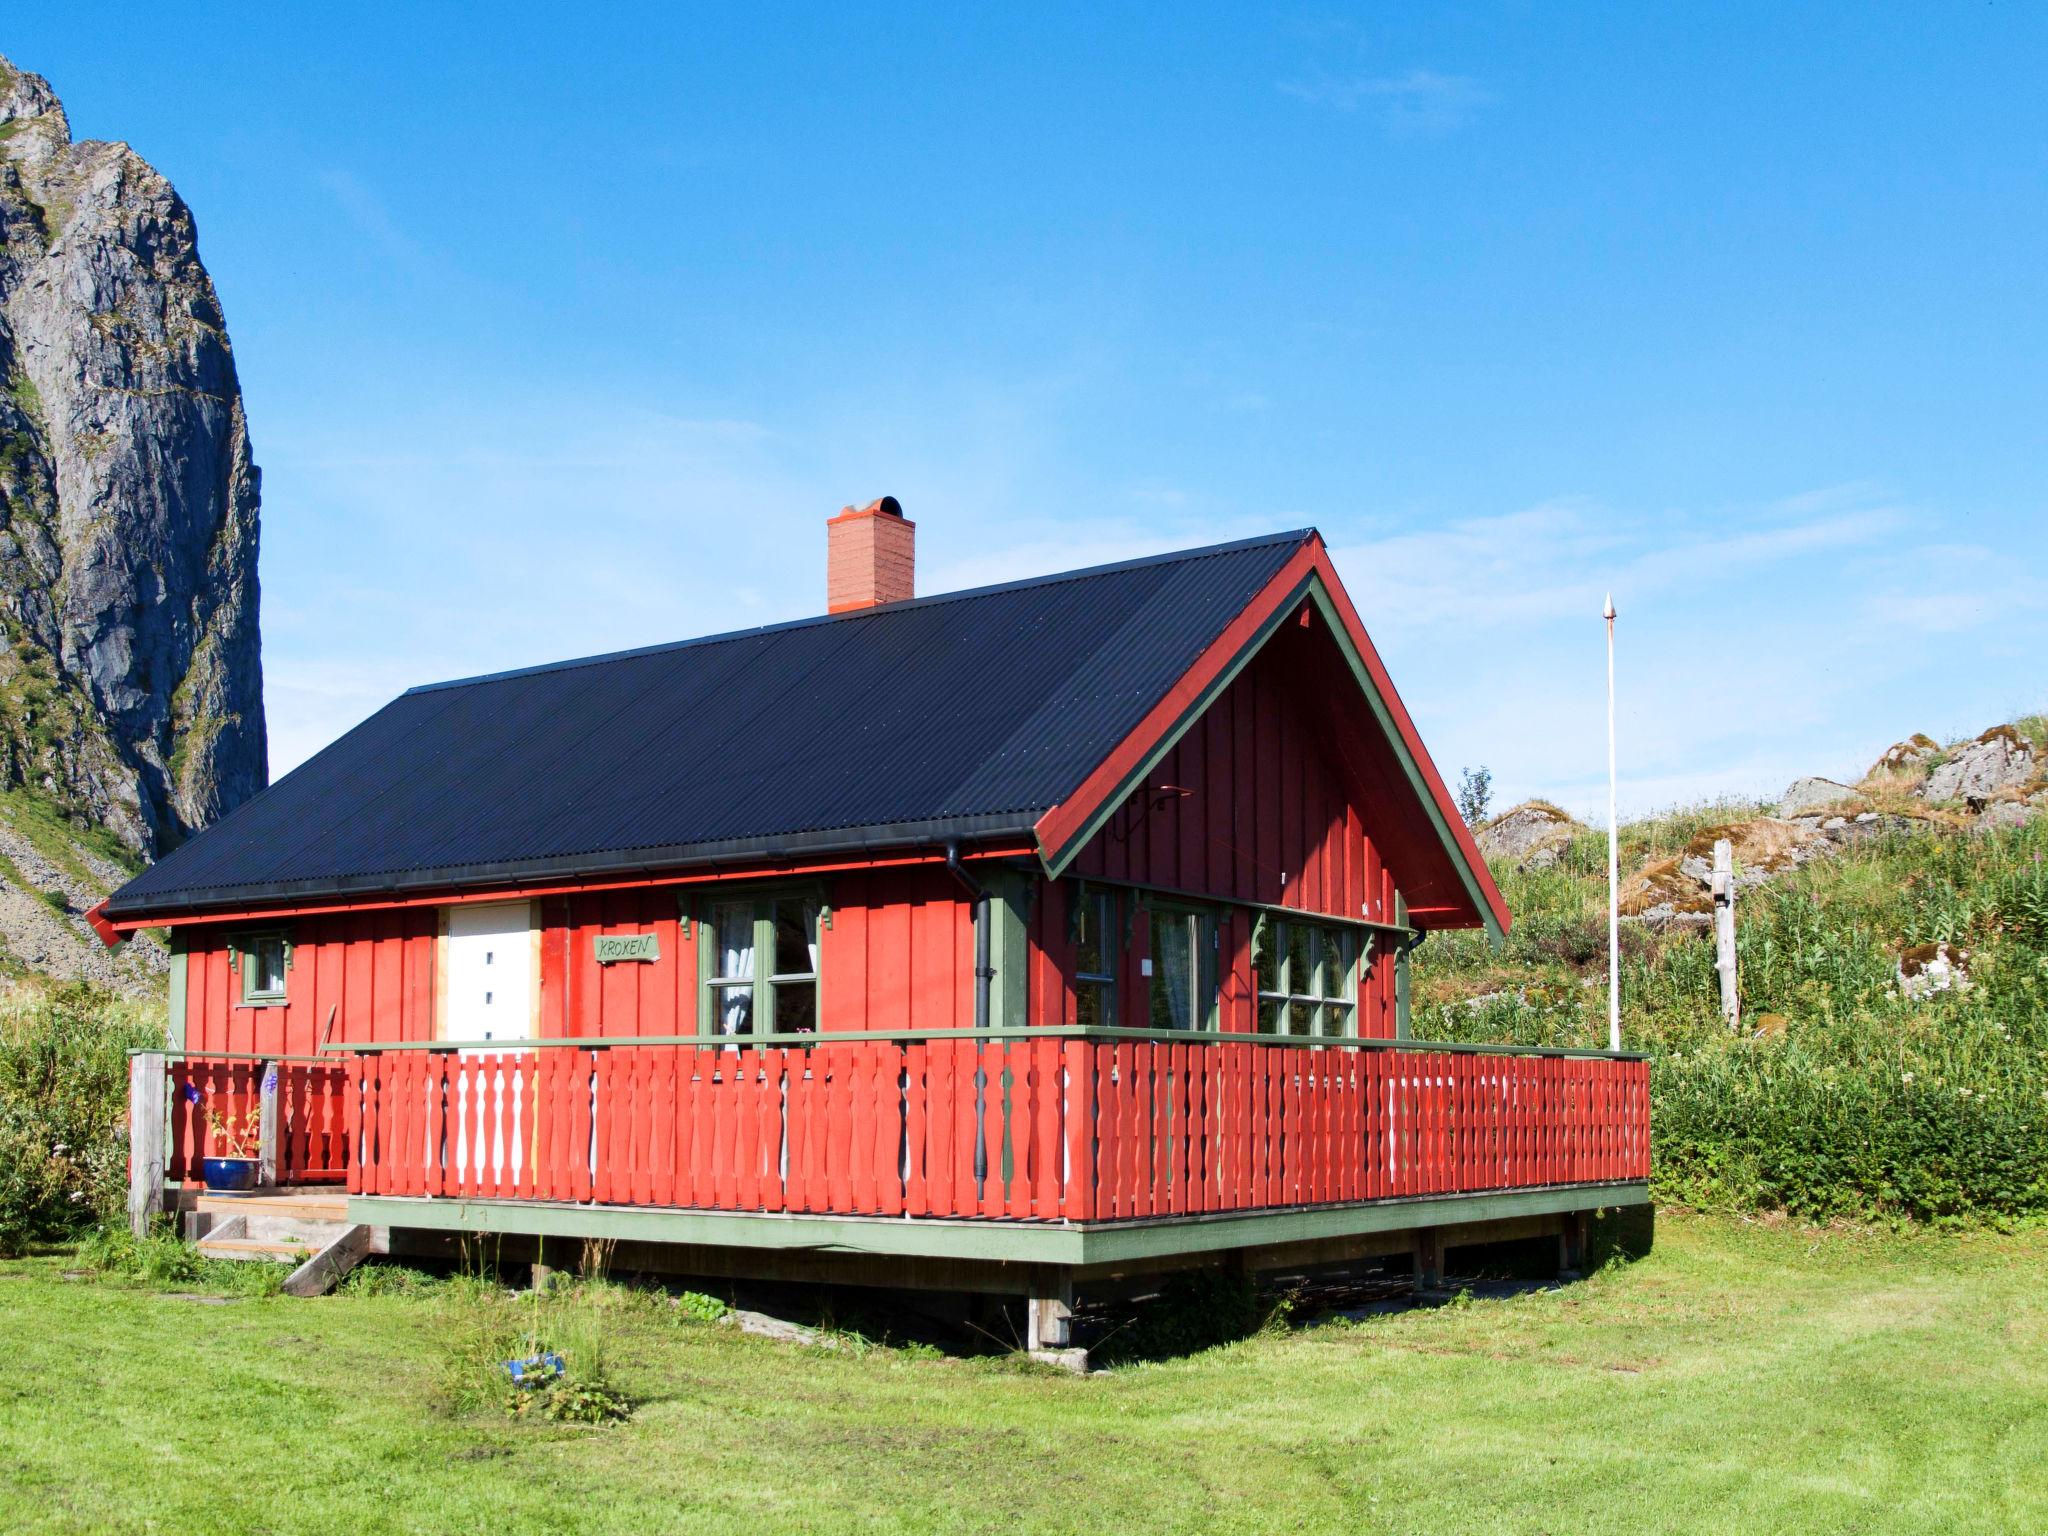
[103,505,1647,1342]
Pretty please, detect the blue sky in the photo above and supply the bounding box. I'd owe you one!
[11,5,2046,818]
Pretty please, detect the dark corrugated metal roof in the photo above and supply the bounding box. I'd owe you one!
[107,531,1311,918]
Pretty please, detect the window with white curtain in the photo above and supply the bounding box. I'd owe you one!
[699,891,821,1039]
[1147,905,1216,1031]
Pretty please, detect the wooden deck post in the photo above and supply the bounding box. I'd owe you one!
[1559,1210,1589,1277]
[257,1061,280,1187]
[1027,1267,1075,1349]
[1415,1228,1442,1290]
[128,1052,167,1238]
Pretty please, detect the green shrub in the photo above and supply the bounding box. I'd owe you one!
[0,982,163,1256]
[1418,803,2048,1226]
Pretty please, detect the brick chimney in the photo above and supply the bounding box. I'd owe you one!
[826,495,915,612]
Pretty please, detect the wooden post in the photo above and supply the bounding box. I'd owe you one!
[258,1061,281,1186]
[1711,838,1739,1030]
[1027,1267,1074,1349]
[1416,1228,1442,1291]
[128,1052,167,1238]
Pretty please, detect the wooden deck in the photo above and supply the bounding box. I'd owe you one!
[333,1031,1648,1229]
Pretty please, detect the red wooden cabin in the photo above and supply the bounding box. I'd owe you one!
[102,502,1647,1341]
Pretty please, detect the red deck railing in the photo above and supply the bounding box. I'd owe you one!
[341,1033,1648,1221]
[168,1056,351,1185]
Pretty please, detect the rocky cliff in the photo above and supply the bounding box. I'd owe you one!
[0,53,266,988]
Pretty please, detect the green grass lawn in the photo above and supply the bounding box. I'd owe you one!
[1,1214,2043,1535]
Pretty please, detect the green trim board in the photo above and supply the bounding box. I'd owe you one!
[1039,573,1308,884]
[1394,893,1412,1040]
[1302,579,1502,946]
[165,936,187,1053]
[1079,870,1414,937]
[984,867,1032,1029]
[325,1023,1646,1061]
[350,1182,1649,1266]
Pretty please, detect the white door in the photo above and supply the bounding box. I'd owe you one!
[446,901,535,1044]
[444,902,534,1186]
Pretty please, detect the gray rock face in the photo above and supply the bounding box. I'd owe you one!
[1777,776,1859,817]
[0,55,264,854]
[1923,728,2035,805]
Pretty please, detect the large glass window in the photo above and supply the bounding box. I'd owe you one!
[1148,906,1216,1031]
[1072,885,1118,1027]
[700,893,820,1039]
[1253,916,1361,1037]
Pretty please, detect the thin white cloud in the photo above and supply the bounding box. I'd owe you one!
[1281,66,1491,136]
[318,169,435,274]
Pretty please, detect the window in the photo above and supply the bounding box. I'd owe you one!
[236,932,290,1007]
[699,892,821,1039]
[1253,916,1362,1037]
[1071,885,1118,1027]
[1148,905,1217,1031]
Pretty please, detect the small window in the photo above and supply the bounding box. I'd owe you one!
[238,933,290,1006]
[699,891,820,1041]
[1148,906,1216,1031]
[1072,886,1118,1027]
[1254,917,1361,1037]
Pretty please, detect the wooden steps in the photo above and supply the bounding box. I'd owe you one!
[191,1186,370,1295]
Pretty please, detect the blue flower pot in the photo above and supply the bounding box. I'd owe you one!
[201,1156,260,1193]
[505,1352,565,1384]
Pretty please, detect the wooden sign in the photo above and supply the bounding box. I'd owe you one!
[592,933,659,965]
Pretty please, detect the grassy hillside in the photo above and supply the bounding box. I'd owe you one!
[0,787,166,992]
[1424,724,2048,1224]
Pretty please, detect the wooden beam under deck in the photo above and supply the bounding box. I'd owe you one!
[350,1181,1648,1270]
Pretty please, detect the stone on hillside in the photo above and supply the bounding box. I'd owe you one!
[1869,734,1939,777]
[1476,801,1580,871]
[1896,941,1970,1001]
[1618,857,1711,920]
[1777,777,1860,817]
[1974,800,2037,834]
[1922,727,2035,803]
[1674,818,1828,890]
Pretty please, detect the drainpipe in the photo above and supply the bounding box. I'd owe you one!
[944,841,993,1033]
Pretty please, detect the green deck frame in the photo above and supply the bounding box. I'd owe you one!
[351,1181,1648,1267]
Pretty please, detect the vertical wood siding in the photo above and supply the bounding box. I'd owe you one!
[173,909,438,1182]
[1050,628,1404,1038]
[540,867,976,1040]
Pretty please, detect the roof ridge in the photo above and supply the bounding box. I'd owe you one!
[404,528,1315,695]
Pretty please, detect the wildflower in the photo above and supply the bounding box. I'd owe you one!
[51,1142,67,1154]
[182,1082,202,1104]
[1901,1072,1915,1084]
[68,1190,85,1203]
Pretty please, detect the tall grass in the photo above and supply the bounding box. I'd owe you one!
[0,981,163,1255]
[1419,814,2048,1224]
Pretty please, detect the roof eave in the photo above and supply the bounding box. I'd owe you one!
[100,812,1040,927]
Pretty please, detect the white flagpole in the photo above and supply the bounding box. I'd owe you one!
[1605,593,1620,1052]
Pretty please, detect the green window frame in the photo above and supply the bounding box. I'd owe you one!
[231,930,293,1008]
[692,888,822,1041]
[1146,901,1218,1031]
[1252,915,1362,1037]
[1070,883,1119,1028]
